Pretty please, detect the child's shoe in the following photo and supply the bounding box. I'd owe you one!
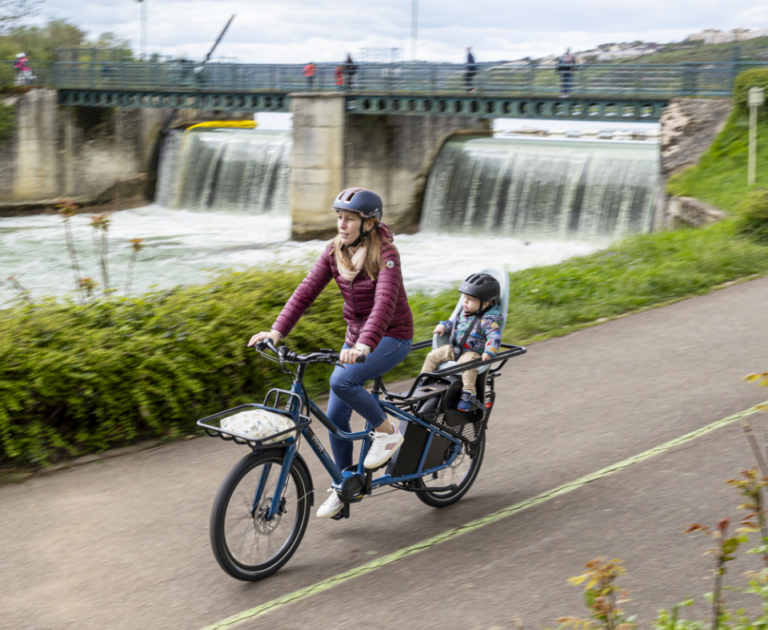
[457,391,477,412]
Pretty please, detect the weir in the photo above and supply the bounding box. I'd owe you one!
[152,126,660,241]
[156,128,291,213]
[422,136,660,239]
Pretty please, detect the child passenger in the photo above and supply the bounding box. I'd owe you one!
[420,273,503,412]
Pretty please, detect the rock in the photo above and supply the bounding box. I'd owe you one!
[667,196,727,228]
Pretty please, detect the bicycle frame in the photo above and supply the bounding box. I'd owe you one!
[255,361,465,520]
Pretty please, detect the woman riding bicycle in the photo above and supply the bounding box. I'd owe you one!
[248,188,414,518]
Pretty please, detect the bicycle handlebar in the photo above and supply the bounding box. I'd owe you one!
[254,339,366,364]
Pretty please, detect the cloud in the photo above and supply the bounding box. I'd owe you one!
[33,0,768,63]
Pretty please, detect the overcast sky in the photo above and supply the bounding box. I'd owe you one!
[35,0,768,63]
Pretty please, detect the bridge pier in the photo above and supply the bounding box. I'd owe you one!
[290,93,490,240]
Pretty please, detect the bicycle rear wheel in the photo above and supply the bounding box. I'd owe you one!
[209,450,312,581]
[413,432,485,508]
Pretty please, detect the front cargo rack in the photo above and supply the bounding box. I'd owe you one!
[197,403,311,450]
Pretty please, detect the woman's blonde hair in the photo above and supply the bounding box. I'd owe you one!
[332,218,388,281]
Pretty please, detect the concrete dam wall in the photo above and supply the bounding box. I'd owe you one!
[0,89,250,213]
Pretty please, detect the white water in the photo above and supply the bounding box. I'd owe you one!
[0,207,601,305]
[157,128,291,214]
[1,127,663,305]
[422,136,660,239]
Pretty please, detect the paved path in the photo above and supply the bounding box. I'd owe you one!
[3,278,768,630]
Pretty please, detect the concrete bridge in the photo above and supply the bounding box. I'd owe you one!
[46,60,756,123]
[3,59,749,239]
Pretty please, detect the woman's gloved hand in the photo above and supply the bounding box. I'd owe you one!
[247,330,282,348]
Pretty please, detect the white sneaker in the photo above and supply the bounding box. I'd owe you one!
[364,426,404,469]
[316,489,344,518]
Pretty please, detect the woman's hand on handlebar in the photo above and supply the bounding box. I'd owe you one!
[339,347,363,365]
[248,330,281,348]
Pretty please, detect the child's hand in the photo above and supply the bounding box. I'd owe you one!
[433,324,446,336]
[481,353,493,362]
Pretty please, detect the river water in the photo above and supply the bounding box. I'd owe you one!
[0,208,601,305]
[0,127,659,306]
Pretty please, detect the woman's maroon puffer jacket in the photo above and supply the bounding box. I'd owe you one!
[272,224,413,350]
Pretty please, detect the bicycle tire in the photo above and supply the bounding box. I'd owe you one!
[413,432,485,508]
[209,450,312,581]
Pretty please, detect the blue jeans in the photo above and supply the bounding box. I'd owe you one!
[326,336,412,470]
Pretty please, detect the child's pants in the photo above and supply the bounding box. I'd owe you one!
[421,344,481,394]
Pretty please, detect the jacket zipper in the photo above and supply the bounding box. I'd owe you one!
[349,279,359,319]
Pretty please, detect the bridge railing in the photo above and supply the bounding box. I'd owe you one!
[3,59,765,99]
[0,61,54,90]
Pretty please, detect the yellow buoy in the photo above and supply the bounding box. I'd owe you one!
[186,120,257,131]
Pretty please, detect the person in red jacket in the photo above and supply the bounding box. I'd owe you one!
[303,62,316,91]
[249,188,414,518]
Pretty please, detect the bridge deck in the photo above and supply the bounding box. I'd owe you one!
[4,59,762,121]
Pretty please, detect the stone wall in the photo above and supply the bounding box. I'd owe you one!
[660,97,732,178]
[658,97,733,228]
[289,92,490,240]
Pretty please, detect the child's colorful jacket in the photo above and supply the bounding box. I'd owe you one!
[440,304,503,357]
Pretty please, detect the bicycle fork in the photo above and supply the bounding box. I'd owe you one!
[250,444,299,521]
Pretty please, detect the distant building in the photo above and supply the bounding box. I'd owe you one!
[686,28,768,45]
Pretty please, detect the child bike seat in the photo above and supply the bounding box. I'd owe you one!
[432,267,509,376]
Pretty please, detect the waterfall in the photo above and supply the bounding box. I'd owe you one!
[421,136,660,239]
[155,128,292,214]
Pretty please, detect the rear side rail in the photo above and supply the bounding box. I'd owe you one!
[378,341,526,402]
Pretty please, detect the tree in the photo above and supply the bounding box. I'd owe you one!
[0,0,40,32]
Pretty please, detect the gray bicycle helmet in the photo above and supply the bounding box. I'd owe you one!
[459,273,500,307]
[333,188,383,249]
[333,188,383,221]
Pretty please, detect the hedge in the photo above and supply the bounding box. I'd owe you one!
[0,270,351,465]
[6,218,768,465]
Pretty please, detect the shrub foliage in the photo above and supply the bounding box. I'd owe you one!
[4,219,768,465]
[0,270,349,465]
[737,189,768,244]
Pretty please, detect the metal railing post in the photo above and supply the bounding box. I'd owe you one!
[90,48,96,88]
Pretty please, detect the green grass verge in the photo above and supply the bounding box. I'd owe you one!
[667,68,768,212]
[3,219,768,466]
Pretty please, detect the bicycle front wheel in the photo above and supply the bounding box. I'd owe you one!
[209,450,312,581]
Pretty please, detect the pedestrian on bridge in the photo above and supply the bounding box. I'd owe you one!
[303,62,316,91]
[465,47,477,93]
[557,48,577,97]
[344,54,357,90]
[13,53,33,86]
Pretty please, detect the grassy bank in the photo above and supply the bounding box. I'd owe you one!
[667,68,768,211]
[3,218,768,466]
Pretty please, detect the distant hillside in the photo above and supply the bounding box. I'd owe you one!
[615,36,768,64]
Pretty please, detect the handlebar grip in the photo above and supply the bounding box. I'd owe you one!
[356,354,366,363]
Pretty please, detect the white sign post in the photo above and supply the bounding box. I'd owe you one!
[748,86,764,186]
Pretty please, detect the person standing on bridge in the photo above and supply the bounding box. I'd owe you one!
[334,65,344,90]
[248,188,414,519]
[465,47,478,93]
[557,48,577,97]
[303,62,316,91]
[344,54,358,90]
